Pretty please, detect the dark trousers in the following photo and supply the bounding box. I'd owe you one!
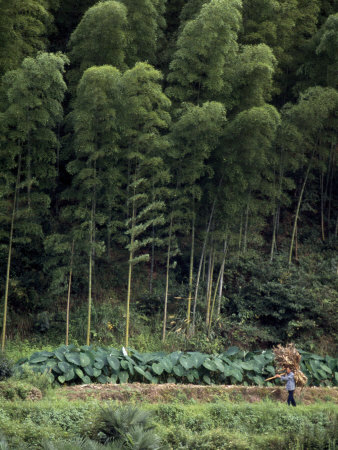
[287,390,296,406]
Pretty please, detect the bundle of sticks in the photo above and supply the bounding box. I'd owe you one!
[265,343,307,386]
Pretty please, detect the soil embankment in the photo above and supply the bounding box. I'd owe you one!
[58,383,338,404]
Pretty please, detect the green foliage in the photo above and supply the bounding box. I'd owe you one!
[13,363,53,395]
[92,405,161,449]
[156,402,338,449]
[0,380,37,400]
[16,345,338,387]
[67,1,128,90]
[0,0,52,75]
[121,0,166,67]
[0,354,13,380]
[167,0,242,103]
[0,399,337,449]
[222,254,338,347]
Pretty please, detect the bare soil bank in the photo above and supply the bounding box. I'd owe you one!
[58,383,338,404]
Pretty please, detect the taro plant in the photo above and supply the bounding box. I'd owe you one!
[15,345,338,387]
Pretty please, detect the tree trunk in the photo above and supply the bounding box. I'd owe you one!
[192,200,216,330]
[217,239,227,317]
[270,210,278,262]
[186,214,195,331]
[243,194,250,253]
[162,216,173,341]
[288,162,311,266]
[149,223,155,294]
[327,144,336,235]
[86,200,94,346]
[192,174,224,331]
[66,239,74,346]
[1,154,21,352]
[238,213,243,255]
[320,171,325,241]
[125,196,136,348]
[271,147,285,261]
[205,247,215,326]
[208,259,223,336]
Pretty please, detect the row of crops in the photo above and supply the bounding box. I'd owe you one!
[16,345,338,387]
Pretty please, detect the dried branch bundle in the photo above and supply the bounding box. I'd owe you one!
[273,343,307,387]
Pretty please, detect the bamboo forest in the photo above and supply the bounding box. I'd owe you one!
[0,0,337,448]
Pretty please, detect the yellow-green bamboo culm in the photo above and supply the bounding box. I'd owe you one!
[66,239,74,346]
[1,154,21,352]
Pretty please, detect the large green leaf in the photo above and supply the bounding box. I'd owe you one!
[84,365,94,377]
[93,368,101,378]
[29,353,49,364]
[152,362,164,375]
[54,349,66,362]
[179,355,194,370]
[120,360,129,370]
[134,367,152,382]
[213,358,225,372]
[64,368,75,382]
[118,371,129,383]
[82,376,91,384]
[173,365,184,377]
[107,355,120,371]
[98,375,108,384]
[110,374,118,384]
[230,369,243,382]
[161,358,173,373]
[186,352,206,368]
[224,347,239,356]
[65,352,81,366]
[75,368,84,379]
[253,375,264,385]
[203,375,211,385]
[58,361,72,374]
[79,353,91,367]
[321,364,332,374]
[58,375,66,384]
[169,352,182,366]
[203,359,217,371]
[94,359,105,370]
[265,365,275,375]
[187,374,194,383]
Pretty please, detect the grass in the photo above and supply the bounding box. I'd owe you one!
[0,385,337,449]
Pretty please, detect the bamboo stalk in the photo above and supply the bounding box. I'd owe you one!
[192,175,223,331]
[1,154,21,352]
[289,160,312,266]
[66,239,74,346]
[186,213,195,331]
[208,259,222,335]
[205,247,215,326]
[125,195,136,348]
[162,215,173,342]
[264,373,285,382]
[86,201,94,346]
[217,239,227,317]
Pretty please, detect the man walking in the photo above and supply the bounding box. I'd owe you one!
[277,367,296,406]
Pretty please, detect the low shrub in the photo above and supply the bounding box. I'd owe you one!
[13,363,53,395]
[0,380,40,401]
[0,354,13,381]
[90,405,162,449]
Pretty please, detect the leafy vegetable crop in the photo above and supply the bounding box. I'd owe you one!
[15,345,338,387]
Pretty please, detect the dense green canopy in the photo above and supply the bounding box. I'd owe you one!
[0,0,337,352]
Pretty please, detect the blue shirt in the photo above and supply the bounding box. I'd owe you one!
[281,372,295,391]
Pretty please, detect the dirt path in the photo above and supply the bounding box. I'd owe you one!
[57,383,338,405]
